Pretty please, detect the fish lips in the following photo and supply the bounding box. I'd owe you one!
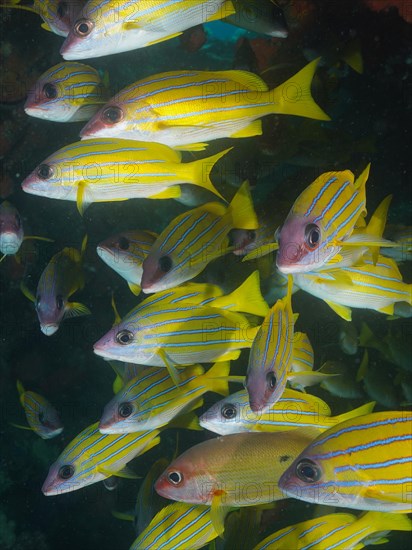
[60,33,90,61]
[79,113,106,139]
[0,232,22,255]
[40,323,59,336]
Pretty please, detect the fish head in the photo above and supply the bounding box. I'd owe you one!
[22,157,74,201]
[35,400,64,439]
[245,366,284,413]
[276,214,332,273]
[41,0,84,37]
[155,457,212,504]
[97,231,154,283]
[93,320,142,362]
[24,63,78,122]
[278,443,354,508]
[35,288,67,336]
[79,100,129,139]
[42,457,86,495]
[229,228,258,256]
[0,201,23,255]
[60,4,107,60]
[99,390,141,434]
[199,393,248,435]
[141,249,181,293]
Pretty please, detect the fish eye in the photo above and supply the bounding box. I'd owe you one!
[58,464,75,480]
[247,230,256,241]
[36,295,41,310]
[118,237,129,251]
[102,106,123,124]
[15,213,21,229]
[267,372,277,391]
[158,255,173,273]
[38,411,45,425]
[167,471,183,485]
[118,402,133,418]
[57,1,67,18]
[56,295,64,310]
[305,224,320,249]
[74,18,93,37]
[221,403,237,419]
[274,226,282,243]
[37,164,53,180]
[116,329,133,345]
[296,459,321,483]
[43,83,58,100]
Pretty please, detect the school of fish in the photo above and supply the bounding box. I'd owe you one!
[1,1,411,549]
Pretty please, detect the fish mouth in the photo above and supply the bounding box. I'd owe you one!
[41,324,59,336]
[0,233,21,255]
[98,418,118,434]
[96,246,115,264]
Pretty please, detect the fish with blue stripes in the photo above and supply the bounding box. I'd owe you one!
[276,166,372,274]
[253,511,412,550]
[293,252,412,321]
[279,411,412,512]
[93,271,269,366]
[130,502,218,550]
[25,62,109,122]
[199,388,374,436]
[80,60,330,149]
[21,236,90,335]
[99,361,230,433]
[245,275,296,412]
[21,138,228,215]
[60,0,236,59]
[42,423,160,495]
[0,0,84,36]
[15,380,63,439]
[141,181,258,293]
[97,230,157,296]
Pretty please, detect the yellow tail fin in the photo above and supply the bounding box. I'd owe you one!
[270,59,330,121]
[211,271,269,317]
[186,148,232,201]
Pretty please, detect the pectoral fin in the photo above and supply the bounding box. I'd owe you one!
[127,282,141,296]
[64,302,91,318]
[324,300,352,321]
[98,465,141,479]
[211,492,231,538]
[243,242,279,262]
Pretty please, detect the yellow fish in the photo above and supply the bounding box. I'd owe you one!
[80,60,330,149]
[131,502,218,550]
[0,0,84,36]
[199,388,374,436]
[25,62,109,122]
[42,423,160,495]
[253,511,412,550]
[22,139,228,214]
[15,380,63,439]
[279,411,412,512]
[276,165,370,274]
[294,252,412,321]
[22,237,90,335]
[61,0,235,59]
[141,181,258,292]
[93,271,269,366]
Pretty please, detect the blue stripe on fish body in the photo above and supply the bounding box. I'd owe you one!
[303,176,338,218]
[312,180,351,225]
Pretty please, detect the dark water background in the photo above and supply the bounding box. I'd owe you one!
[0,1,411,548]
